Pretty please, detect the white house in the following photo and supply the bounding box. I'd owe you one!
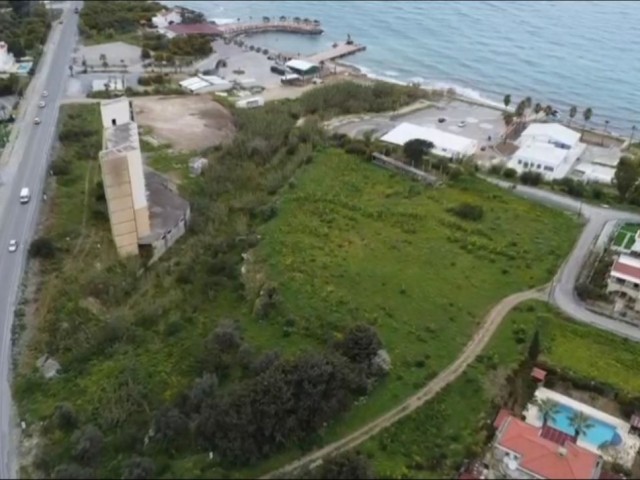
[152,9,182,29]
[607,253,640,311]
[380,122,478,159]
[517,123,581,150]
[0,41,15,73]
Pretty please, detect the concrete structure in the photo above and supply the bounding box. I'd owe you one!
[285,59,320,77]
[492,409,603,479]
[507,123,588,180]
[165,23,222,37]
[0,41,15,73]
[218,20,323,39]
[235,96,264,109]
[98,97,189,261]
[380,122,479,159]
[607,253,640,311]
[152,8,182,29]
[573,163,615,185]
[372,152,440,186]
[91,77,125,93]
[179,74,232,94]
[305,41,367,64]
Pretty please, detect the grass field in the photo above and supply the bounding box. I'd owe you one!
[252,149,580,442]
[360,300,640,477]
[613,223,640,250]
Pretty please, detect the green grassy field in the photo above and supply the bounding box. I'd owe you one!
[253,149,580,442]
[613,223,640,250]
[360,299,640,477]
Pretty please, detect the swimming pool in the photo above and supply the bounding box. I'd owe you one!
[548,404,621,448]
[16,62,32,74]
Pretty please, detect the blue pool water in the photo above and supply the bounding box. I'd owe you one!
[550,404,620,448]
[16,63,32,74]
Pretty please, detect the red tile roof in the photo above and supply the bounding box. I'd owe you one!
[611,260,640,282]
[531,367,547,381]
[497,415,600,479]
[540,424,576,445]
[494,408,512,430]
[166,23,222,36]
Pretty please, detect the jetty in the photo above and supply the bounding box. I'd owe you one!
[306,41,366,64]
[218,21,323,39]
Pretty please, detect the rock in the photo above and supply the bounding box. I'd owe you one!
[370,349,392,377]
[36,355,61,379]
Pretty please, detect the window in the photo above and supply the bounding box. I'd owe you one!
[517,159,522,164]
[537,164,542,169]
[523,162,529,168]
[111,118,116,126]
[634,282,639,289]
[544,166,554,172]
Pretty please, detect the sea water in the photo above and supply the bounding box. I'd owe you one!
[165,1,640,135]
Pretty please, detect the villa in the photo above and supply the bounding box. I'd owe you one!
[606,253,640,312]
[380,122,479,160]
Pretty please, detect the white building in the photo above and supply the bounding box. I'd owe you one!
[380,122,478,159]
[0,41,15,73]
[607,253,640,312]
[235,96,264,109]
[507,123,587,180]
[152,9,182,29]
[179,75,232,94]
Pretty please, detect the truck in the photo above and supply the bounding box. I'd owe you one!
[19,187,30,204]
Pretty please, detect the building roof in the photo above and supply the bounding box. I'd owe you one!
[140,169,190,244]
[531,367,547,382]
[494,408,513,430]
[539,424,576,446]
[521,123,581,147]
[103,121,139,151]
[166,23,222,36]
[513,142,569,167]
[380,122,478,154]
[610,253,640,283]
[285,59,318,73]
[497,415,600,479]
[573,163,616,185]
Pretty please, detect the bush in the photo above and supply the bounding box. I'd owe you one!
[52,402,77,431]
[71,425,104,464]
[121,456,156,479]
[52,463,95,479]
[503,167,517,179]
[448,202,484,221]
[488,164,503,175]
[29,237,56,259]
[519,171,543,186]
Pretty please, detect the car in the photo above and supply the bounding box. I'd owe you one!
[38,101,45,108]
[480,146,487,151]
[34,117,41,125]
[437,117,446,123]
[458,121,467,128]
[42,90,48,97]
[8,240,18,253]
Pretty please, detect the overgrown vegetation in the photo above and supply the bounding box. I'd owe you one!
[16,82,579,479]
[142,32,213,61]
[79,1,163,44]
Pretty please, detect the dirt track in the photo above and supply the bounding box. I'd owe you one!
[262,286,547,479]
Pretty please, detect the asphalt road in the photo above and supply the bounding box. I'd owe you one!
[0,3,81,477]
[484,177,640,341]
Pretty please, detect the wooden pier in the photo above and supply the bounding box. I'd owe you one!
[306,42,367,64]
[219,21,323,39]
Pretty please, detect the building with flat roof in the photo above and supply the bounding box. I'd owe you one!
[380,122,478,159]
[518,123,581,150]
[285,59,320,77]
[98,97,190,262]
[179,74,232,94]
[607,253,640,311]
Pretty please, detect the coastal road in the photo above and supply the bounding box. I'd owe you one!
[0,2,81,478]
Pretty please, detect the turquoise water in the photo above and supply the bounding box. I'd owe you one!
[16,62,32,74]
[550,404,619,448]
[164,1,640,135]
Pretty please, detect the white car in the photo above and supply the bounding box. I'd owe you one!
[8,240,18,253]
[458,121,467,128]
[34,117,41,125]
[38,101,46,108]
[42,90,48,97]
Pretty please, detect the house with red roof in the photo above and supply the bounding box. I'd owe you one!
[607,253,640,311]
[492,409,604,479]
[152,8,182,29]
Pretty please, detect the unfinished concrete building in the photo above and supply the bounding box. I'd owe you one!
[98,97,190,262]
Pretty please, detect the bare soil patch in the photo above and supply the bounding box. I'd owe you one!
[132,96,236,152]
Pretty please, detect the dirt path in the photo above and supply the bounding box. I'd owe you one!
[262,286,547,479]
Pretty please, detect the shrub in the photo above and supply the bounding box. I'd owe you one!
[448,202,484,221]
[519,171,543,186]
[121,456,156,479]
[488,164,503,175]
[52,402,77,431]
[71,425,104,464]
[503,167,517,179]
[29,237,56,259]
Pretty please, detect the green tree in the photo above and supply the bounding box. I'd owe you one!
[503,94,511,109]
[121,456,156,479]
[403,138,434,169]
[582,107,593,135]
[29,237,56,259]
[151,407,189,450]
[336,324,382,365]
[569,410,594,441]
[533,102,542,115]
[533,397,560,427]
[52,463,95,479]
[52,402,77,431]
[515,100,527,121]
[613,156,640,201]
[71,425,104,464]
[527,329,541,361]
[501,112,514,143]
[524,96,532,110]
[568,105,577,126]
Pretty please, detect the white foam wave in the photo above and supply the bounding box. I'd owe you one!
[383,70,400,77]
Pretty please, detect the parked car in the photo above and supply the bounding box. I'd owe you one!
[437,117,446,123]
[38,101,45,108]
[8,240,18,253]
[458,121,467,128]
[34,117,41,125]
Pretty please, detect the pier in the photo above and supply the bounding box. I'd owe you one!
[306,41,367,64]
[219,21,323,39]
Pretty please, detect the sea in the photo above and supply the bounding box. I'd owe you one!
[163,1,640,135]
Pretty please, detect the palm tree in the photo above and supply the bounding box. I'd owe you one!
[503,94,512,110]
[604,119,610,134]
[569,410,594,441]
[279,15,287,22]
[568,105,577,126]
[533,397,560,427]
[631,125,637,144]
[524,96,532,110]
[534,102,542,115]
[583,107,593,133]
[515,99,527,122]
[543,104,554,119]
[501,111,514,143]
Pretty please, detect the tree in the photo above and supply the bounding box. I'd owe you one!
[569,410,594,441]
[519,171,543,186]
[501,112,514,143]
[568,105,577,126]
[141,48,151,60]
[543,104,554,118]
[527,329,541,361]
[336,324,382,365]
[515,100,527,121]
[503,94,511,109]
[186,373,218,414]
[533,102,542,115]
[29,236,56,259]
[207,319,242,354]
[71,425,104,464]
[52,463,95,479]
[151,407,189,449]
[52,402,78,431]
[310,452,375,479]
[403,138,434,168]
[582,107,593,135]
[613,156,640,200]
[99,53,108,68]
[449,202,484,221]
[121,456,156,479]
[533,397,560,427]
[524,96,532,110]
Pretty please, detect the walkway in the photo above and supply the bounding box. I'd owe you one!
[219,21,323,39]
[262,287,546,479]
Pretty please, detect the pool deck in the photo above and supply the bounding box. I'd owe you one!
[524,386,640,467]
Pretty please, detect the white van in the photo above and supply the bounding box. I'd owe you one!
[19,187,30,204]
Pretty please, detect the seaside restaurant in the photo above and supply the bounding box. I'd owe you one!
[284,59,320,83]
